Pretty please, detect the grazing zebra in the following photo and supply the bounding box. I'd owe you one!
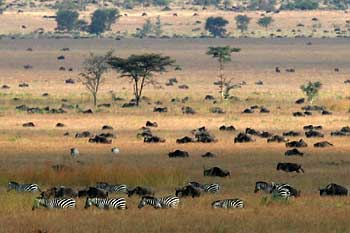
[212,199,244,209]
[158,196,180,208]
[7,181,41,192]
[84,197,127,210]
[138,196,162,209]
[272,183,300,197]
[202,184,220,193]
[271,187,291,200]
[254,181,274,193]
[32,197,76,210]
[96,182,128,194]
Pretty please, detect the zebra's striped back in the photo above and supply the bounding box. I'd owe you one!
[8,181,40,192]
[203,184,220,193]
[212,199,244,209]
[138,196,162,209]
[85,197,127,209]
[33,198,76,210]
[272,188,291,199]
[109,185,128,194]
[158,196,180,208]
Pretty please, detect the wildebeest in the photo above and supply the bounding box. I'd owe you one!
[144,135,165,143]
[314,141,333,148]
[267,135,288,143]
[201,152,216,158]
[153,107,168,113]
[276,163,304,173]
[305,130,324,138]
[175,185,201,198]
[89,135,112,144]
[78,187,108,198]
[320,183,348,196]
[75,131,91,138]
[283,131,300,137]
[176,136,194,144]
[128,186,154,197]
[286,139,307,147]
[219,125,236,131]
[303,125,322,131]
[55,186,77,198]
[234,133,254,143]
[23,122,35,127]
[285,148,304,156]
[203,167,230,177]
[168,150,189,158]
[254,181,274,193]
[146,121,158,127]
[295,98,305,104]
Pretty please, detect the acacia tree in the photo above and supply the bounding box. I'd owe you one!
[235,15,251,34]
[79,51,113,107]
[207,46,241,100]
[205,17,229,37]
[108,54,175,106]
[257,16,273,30]
[300,81,322,104]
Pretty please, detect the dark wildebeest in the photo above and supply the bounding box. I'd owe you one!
[55,186,77,198]
[314,141,333,148]
[176,136,194,144]
[168,150,189,158]
[320,183,348,196]
[276,163,304,173]
[128,186,154,197]
[254,181,274,193]
[285,148,304,156]
[305,130,324,138]
[234,133,254,143]
[203,167,230,178]
[78,187,108,198]
[286,139,307,148]
[175,185,201,198]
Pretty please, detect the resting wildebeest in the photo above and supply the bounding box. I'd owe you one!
[303,125,323,131]
[234,133,254,143]
[286,139,307,148]
[201,152,216,158]
[102,125,113,130]
[285,148,304,156]
[276,163,304,173]
[75,131,91,138]
[320,183,348,196]
[219,125,236,131]
[305,130,324,138]
[78,187,108,198]
[23,122,35,127]
[314,141,333,148]
[88,135,112,144]
[267,135,288,143]
[153,107,168,113]
[176,136,194,144]
[146,121,158,127]
[203,167,230,178]
[168,150,189,158]
[295,98,305,104]
[128,186,154,197]
[175,185,201,198]
[283,131,300,137]
[144,135,165,143]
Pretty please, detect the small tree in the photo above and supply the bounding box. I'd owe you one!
[108,54,175,106]
[205,17,229,37]
[300,81,322,104]
[79,51,113,107]
[56,9,79,31]
[136,19,153,38]
[207,46,241,100]
[257,16,273,30]
[89,8,119,35]
[154,16,163,37]
[235,15,250,34]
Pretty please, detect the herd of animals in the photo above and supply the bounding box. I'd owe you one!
[7,179,348,211]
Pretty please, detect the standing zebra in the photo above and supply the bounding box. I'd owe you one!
[85,197,127,210]
[32,197,76,210]
[138,196,162,209]
[158,196,180,208]
[96,182,129,194]
[7,181,41,192]
[212,199,245,209]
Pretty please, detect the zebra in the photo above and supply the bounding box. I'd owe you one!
[212,199,245,209]
[84,197,127,210]
[138,196,162,209]
[188,182,220,193]
[7,181,41,192]
[158,195,180,208]
[70,148,79,158]
[202,184,220,193]
[96,182,128,194]
[254,181,274,193]
[32,197,76,210]
[271,187,291,200]
[272,183,300,197]
[111,147,120,154]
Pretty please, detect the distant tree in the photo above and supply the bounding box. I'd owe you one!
[154,16,163,37]
[235,15,251,34]
[248,0,276,11]
[56,9,79,31]
[154,0,170,6]
[76,19,89,32]
[205,17,229,37]
[89,8,119,35]
[207,46,241,100]
[300,81,322,104]
[79,51,113,107]
[223,0,233,9]
[136,19,153,38]
[257,16,273,30]
[108,54,175,106]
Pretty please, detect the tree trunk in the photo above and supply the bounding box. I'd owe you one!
[93,93,97,107]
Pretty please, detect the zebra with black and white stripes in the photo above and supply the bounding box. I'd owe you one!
[272,183,300,197]
[188,182,220,193]
[7,181,41,192]
[271,187,291,200]
[158,195,180,208]
[84,197,127,209]
[96,182,129,194]
[138,196,162,209]
[32,197,76,210]
[138,195,180,209]
[212,199,245,209]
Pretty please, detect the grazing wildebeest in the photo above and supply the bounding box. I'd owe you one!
[219,125,236,131]
[55,186,77,198]
[78,187,108,198]
[56,123,65,127]
[295,98,305,104]
[75,131,91,138]
[276,163,304,173]
[286,139,307,147]
[102,125,113,130]
[88,135,112,144]
[267,135,288,143]
[153,107,168,113]
[314,141,333,148]
[242,108,254,114]
[176,136,194,144]
[283,131,300,137]
[305,130,324,138]
[254,181,273,193]
[175,185,201,198]
[285,148,304,156]
[168,150,189,158]
[23,122,35,127]
[128,186,154,197]
[201,152,216,158]
[320,183,348,196]
[146,121,158,127]
[144,135,165,143]
[203,167,230,178]
[303,125,323,131]
[234,133,254,143]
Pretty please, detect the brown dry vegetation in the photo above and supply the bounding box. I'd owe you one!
[1,38,350,232]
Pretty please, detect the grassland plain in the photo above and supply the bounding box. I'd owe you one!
[0,38,350,232]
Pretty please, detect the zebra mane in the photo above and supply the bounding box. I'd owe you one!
[142,195,157,200]
[9,181,18,185]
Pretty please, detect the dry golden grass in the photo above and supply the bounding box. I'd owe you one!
[0,38,350,232]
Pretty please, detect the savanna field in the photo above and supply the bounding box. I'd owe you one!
[1,38,350,232]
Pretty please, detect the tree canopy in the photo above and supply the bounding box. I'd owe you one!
[205,17,229,37]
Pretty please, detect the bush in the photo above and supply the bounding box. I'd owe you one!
[248,0,276,11]
[89,8,119,35]
[205,17,229,37]
[56,10,79,31]
[281,0,319,10]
